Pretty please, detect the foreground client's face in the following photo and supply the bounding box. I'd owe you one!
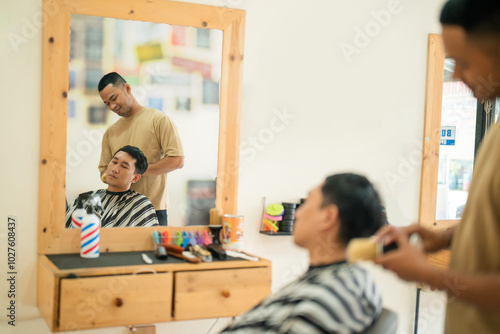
[294,184,328,248]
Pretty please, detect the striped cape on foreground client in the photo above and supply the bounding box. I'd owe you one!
[220,173,385,334]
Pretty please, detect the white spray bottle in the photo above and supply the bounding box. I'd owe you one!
[71,197,86,229]
[80,204,100,258]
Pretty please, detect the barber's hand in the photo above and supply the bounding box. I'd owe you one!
[373,226,430,282]
[376,224,449,254]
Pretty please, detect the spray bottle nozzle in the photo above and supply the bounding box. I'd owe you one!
[76,197,85,209]
[83,191,103,212]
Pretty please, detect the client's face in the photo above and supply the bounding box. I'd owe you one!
[105,151,140,192]
[294,183,329,249]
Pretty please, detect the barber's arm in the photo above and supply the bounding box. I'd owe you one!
[142,156,184,177]
[421,266,500,312]
[374,227,500,313]
[150,114,184,177]
[377,224,454,253]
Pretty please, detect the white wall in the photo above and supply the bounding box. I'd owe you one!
[0,0,448,333]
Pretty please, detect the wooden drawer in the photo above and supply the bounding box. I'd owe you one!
[174,267,271,320]
[59,273,172,330]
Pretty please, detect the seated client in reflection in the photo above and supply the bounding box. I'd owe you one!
[66,145,159,228]
[221,173,384,334]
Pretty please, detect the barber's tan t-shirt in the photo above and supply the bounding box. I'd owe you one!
[445,121,500,333]
[99,107,184,210]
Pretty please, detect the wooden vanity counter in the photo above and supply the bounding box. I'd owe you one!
[37,252,271,331]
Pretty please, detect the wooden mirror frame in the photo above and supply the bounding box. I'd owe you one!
[419,33,460,231]
[38,0,245,254]
[419,33,455,267]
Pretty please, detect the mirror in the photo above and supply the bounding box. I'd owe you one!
[419,34,499,268]
[39,0,245,253]
[66,14,223,227]
[435,57,477,221]
[420,34,498,231]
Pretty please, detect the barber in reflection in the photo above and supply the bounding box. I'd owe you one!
[66,145,159,228]
[98,72,184,226]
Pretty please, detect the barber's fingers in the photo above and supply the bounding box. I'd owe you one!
[374,232,412,267]
[375,223,420,246]
[374,225,403,246]
[374,225,396,241]
[373,248,398,265]
[393,228,412,247]
[403,223,422,235]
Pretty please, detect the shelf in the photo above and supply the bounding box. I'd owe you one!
[259,231,293,236]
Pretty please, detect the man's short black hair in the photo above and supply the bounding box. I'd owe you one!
[98,72,127,92]
[440,0,500,37]
[321,173,384,245]
[113,145,148,175]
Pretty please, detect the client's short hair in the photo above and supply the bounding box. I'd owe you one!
[321,173,384,245]
[113,145,148,175]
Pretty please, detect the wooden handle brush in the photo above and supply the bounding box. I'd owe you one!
[347,234,422,263]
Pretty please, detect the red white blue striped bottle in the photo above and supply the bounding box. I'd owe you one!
[71,198,86,228]
[80,206,100,258]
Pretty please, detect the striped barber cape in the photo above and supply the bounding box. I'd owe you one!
[66,189,159,228]
[220,261,382,334]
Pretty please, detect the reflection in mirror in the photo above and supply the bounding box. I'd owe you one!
[435,58,477,220]
[496,99,500,124]
[66,14,222,227]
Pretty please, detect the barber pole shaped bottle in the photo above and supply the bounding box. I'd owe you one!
[71,197,86,228]
[80,205,100,258]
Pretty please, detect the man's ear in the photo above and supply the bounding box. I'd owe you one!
[322,204,339,231]
[124,83,132,94]
[131,173,141,184]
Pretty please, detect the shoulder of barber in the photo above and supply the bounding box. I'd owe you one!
[373,0,500,313]
[98,73,184,178]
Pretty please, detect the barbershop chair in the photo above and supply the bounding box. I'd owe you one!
[361,308,398,334]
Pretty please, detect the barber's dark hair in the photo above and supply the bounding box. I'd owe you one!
[321,173,384,245]
[440,0,500,37]
[113,145,148,175]
[98,72,127,92]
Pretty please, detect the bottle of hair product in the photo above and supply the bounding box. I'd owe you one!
[80,205,100,258]
[71,197,86,228]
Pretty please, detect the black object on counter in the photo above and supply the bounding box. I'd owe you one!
[207,243,227,260]
[156,246,168,260]
[209,225,223,244]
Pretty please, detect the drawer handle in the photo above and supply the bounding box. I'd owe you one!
[221,289,231,298]
[114,297,124,307]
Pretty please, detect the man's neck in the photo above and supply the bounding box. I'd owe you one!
[125,101,144,118]
[106,186,131,193]
[309,247,347,267]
